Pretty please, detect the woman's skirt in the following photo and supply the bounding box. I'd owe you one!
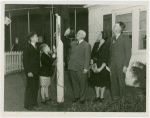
[90,67,111,87]
[39,76,51,86]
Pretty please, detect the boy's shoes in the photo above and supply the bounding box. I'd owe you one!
[33,105,42,110]
[99,98,104,103]
[72,98,79,103]
[33,103,42,110]
[79,100,85,104]
[25,106,41,111]
[93,97,100,102]
[46,97,52,102]
[41,101,48,105]
[25,106,35,111]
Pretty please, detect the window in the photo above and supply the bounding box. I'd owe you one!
[112,6,147,53]
[116,13,132,40]
[139,11,147,50]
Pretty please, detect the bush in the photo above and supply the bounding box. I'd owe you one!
[130,61,146,88]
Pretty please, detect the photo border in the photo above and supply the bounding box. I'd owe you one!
[1,1,149,117]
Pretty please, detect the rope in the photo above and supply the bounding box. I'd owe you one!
[50,58,67,104]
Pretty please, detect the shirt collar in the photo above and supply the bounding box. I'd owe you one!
[31,42,36,48]
[116,33,121,40]
[79,39,84,44]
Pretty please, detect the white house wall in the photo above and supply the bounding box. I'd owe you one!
[88,5,133,48]
[88,5,147,87]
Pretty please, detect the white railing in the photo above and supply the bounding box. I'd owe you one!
[5,51,24,75]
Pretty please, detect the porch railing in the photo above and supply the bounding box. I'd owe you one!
[5,51,24,75]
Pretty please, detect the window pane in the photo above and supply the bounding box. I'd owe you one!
[140,11,146,21]
[140,11,146,30]
[125,22,132,31]
[122,31,132,45]
[139,30,146,50]
[139,11,147,50]
[140,20,146,30]
[127,13,132,22]
[123,31,132,40]
[116,13,132,31]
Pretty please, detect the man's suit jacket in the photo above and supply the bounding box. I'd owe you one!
[23,43,40,75]
[68,40,91,71]
[109,34,132,68]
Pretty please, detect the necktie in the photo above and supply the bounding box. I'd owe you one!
[35,45,37,50]
[113,36,117,42]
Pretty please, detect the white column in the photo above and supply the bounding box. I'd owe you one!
[9,13,12,51]
[112,11,116,37]
[75,9,76,34]
[50,10,52,50]
[28,11,30,33]
[132,7,139,53]
[56,14,64,103]
[53,13,54,47]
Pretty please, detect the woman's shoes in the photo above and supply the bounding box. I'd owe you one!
[41,97,52,105]
[93,97,104,103]
[99,98,104,103]
[93,97,100,102]
[46,97,52,102]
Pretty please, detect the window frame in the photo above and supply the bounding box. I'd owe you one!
[116,13,132,39]
[139,10,147,50]
[112,6,147,54]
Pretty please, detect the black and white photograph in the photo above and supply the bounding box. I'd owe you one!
[1,1,149,117]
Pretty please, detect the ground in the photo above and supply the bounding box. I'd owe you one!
[4,71,112,111]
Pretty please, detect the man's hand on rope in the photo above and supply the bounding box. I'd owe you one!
[53,45,56,53]
[64,27,70,37]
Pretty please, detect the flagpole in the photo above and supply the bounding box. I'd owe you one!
[56,14,64,103]
[75,9,76,40]
[52,5,55,47]
[28,11,30,33]
[50,10,52,50]
[9,13,12,51]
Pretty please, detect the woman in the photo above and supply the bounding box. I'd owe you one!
[90,31,110,103]
[39,44,56,105]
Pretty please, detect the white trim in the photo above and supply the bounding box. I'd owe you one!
[112,11,116,36]
[9,13,12,51]
[28,11,30,33]
[139,29,146,31]
[139,6,147,11]
[132,51,146,55]
[123,30,132,33]
[5,7,39,12]
[114,8,133,15]
[138,7,147,51]
[86,5,108,10]
[84,5,99,8]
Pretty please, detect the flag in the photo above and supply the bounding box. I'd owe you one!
[5,16,11,25]
[55,5,71,69]
[55,5,70,43]
[39,5,47,43]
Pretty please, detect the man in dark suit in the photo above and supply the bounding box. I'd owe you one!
[68,30,91,104]
[23,32,41,110]
[109,22,132,99]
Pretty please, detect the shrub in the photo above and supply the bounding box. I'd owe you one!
[131,61,146,88]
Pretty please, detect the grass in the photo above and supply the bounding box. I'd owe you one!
[66,93,146,112]
[4,71,146,112]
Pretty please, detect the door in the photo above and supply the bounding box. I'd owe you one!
[103,14,112,44]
